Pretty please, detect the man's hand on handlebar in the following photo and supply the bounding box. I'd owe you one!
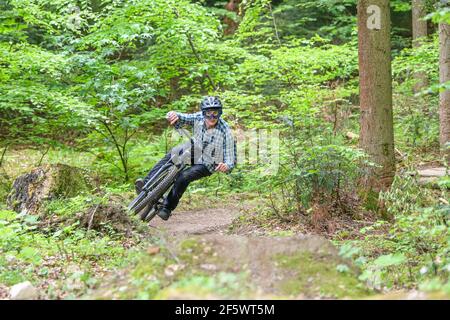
[215,163,229,173]
[166,111,179,126]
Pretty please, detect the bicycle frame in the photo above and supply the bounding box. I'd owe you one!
[140,125,192,188]
[128,123,217,214]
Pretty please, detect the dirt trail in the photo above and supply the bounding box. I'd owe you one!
[138,206,368,299]
[81,205,373,299]
[149,206,239,235]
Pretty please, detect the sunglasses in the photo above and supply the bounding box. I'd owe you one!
[204,110,221,119]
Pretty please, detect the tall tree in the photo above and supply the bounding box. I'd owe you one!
[357,0,395,190]
[439,20,450,162]
[412,0,428,93]
[223,0,241,35]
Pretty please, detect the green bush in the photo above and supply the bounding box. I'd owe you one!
[342,174,450,291]
[263,142,373,219]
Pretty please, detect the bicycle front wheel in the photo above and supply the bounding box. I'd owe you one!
[132,165,179,216]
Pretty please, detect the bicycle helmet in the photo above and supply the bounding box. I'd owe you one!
[200,96,223,113]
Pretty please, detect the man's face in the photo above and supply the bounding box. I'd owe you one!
[204,110,220,127]
[205,117,218,127]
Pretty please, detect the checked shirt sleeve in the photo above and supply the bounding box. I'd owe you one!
[175,112,201,127]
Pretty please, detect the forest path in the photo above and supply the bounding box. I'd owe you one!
[148,206,239,236]
[109,205,371,299]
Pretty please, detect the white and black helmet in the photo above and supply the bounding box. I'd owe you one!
[200,96,223,112]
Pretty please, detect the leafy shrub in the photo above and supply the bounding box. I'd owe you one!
[263,141,373,222]
[291,145,372,208]
[343,174,450,291]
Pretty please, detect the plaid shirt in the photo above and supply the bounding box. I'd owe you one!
[175,111,237,174]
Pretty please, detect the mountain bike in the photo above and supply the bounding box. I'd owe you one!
[127,123,213,222]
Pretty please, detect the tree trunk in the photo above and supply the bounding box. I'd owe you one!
[412,0,428,93]
[357,0,395,190]
[439,22,450,163]
[223,0,241,35]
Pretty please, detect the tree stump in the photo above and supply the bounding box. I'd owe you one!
[7,164,92,214]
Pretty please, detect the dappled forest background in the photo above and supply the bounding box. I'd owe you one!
[0,0,449,299]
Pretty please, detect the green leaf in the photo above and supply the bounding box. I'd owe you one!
[373,253,406,268]
[18,247,42,265]
[336,264,350,273]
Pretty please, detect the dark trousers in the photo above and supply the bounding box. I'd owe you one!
[143,153,212,211]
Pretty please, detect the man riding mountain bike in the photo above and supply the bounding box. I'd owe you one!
[134,96,237,221]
